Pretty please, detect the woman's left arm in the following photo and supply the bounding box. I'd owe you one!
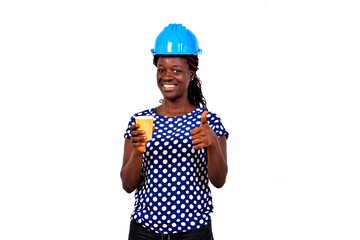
[191,111,228,188]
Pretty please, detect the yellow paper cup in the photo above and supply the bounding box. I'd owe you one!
[135,116,154,141]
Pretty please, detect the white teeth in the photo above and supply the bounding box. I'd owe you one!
[163,85,175,88]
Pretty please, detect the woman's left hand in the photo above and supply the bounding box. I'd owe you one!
[191,111,218,149]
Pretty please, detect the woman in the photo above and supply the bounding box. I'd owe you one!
[121,23,228,240]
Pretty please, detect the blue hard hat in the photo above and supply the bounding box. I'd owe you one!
[151,23,202,55]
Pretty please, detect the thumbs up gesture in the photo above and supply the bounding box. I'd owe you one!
[191,110,218,150]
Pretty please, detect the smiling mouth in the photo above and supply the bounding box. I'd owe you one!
[161,84,177,90]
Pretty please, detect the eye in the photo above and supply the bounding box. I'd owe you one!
[157,69,165,73]
[173,69,181,74]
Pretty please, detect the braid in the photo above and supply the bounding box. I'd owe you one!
[185,55,207,109]
[153,55,207,109]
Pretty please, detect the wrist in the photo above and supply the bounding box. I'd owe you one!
[208,133,218,149]
[133,148,145,156]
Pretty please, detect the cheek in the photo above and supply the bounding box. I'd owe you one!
[184,73,192,85]
[156,74,161,84]
[180,79,191,93]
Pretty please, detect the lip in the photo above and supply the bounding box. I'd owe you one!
[161,83,177,91]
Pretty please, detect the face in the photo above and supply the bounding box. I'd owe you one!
[156,56,195,102]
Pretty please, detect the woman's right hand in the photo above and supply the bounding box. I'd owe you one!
[130,124,147,153]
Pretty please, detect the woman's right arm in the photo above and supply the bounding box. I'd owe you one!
[120,124,147,193]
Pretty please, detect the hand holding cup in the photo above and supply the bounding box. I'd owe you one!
[130,116,154,153]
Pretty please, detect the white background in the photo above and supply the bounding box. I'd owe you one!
[1,0,359,239]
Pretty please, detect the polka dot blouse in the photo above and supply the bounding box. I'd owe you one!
[124,107,228,234]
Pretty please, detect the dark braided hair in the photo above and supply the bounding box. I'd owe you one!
[153,55,207,109]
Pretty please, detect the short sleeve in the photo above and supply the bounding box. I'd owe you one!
[124,109,154,139]
[207,111,229,139]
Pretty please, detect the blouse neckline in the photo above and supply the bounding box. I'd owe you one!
[151,107,200,118]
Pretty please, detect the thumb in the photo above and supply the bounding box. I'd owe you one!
[200,110,208,126]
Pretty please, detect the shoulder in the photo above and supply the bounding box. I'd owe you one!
[196,107,223,121]
[125,108,155,126]
[198,108,229,139]
[128,108,155,119]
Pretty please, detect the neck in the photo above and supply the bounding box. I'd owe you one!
[157,99,196,117]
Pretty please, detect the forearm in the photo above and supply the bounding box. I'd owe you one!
[207,136,227,188]
[120,150,143,193]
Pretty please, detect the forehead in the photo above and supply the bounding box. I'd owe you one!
[157,56,188,67]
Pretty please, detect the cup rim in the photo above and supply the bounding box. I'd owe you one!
[135,116,154,120]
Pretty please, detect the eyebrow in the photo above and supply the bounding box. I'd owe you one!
[157,64,183,68]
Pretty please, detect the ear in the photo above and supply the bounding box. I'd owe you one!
[189,70,195,81]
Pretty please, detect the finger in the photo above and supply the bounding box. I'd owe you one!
[190,127,202,136]
[200,110,208,126]
[130,124,140,130]
[131,136,147,142]
[191,130,206,140]
[192,138,204,145]
[191,134,201,141]
[131,130,145,137]
[132,142,146,147]
[193,143,205,150]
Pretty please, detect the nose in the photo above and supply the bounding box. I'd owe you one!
[162,70,174,81]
